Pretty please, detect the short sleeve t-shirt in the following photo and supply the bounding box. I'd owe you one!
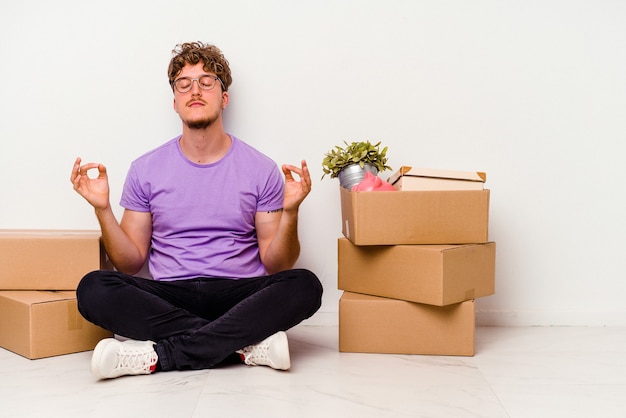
[120,135,284,281]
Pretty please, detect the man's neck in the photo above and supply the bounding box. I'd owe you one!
[179,125,231,164]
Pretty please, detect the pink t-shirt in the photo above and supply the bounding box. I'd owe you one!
[120,135,284,280]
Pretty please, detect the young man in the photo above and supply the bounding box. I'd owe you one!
[70,42,323,379]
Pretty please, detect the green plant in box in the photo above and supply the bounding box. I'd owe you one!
[321,140,391,180]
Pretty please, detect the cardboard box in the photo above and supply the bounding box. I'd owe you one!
[338,238,495,306]
[340,187,490,245]
[388,166,486,191]
[339,292,475,356]
[0,230,107,290]
[0,290,112,359]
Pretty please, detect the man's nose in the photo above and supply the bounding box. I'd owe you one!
[190,79,202,95]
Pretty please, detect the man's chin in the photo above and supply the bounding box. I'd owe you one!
[185,117,216,130]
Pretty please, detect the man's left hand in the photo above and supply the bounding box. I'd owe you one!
[281,160,312,212]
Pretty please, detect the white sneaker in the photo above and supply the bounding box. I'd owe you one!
[237,331,290,370]
[91,338,158,379]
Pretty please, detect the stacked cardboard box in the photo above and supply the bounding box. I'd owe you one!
[0,230,113,359]
[337,167,495,356]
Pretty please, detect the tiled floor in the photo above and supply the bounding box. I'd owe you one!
[1,326,626,417]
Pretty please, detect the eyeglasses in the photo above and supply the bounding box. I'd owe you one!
[171,75,224,93]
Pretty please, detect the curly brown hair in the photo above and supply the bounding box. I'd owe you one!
[168,42,232,91]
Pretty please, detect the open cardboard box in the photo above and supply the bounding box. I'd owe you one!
[340,187,490,245]
[338,238,495,306]
[0,290,112,359]
[339,292,475,356]
[0,230,110,290]
[388,166,486,191]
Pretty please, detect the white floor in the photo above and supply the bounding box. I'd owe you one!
[1,326,626,418]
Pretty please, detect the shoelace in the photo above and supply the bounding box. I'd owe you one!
[116,347,158,372]
[239,343,269,365]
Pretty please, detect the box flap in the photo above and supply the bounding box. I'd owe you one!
[387,166,486,185]
[0,229,101,239]
[0,291,76,305]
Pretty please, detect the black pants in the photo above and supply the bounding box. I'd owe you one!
[76,269,323,371]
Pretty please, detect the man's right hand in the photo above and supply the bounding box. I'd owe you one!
[70,157,111,211]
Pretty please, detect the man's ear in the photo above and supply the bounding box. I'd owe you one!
[222,91,229,109]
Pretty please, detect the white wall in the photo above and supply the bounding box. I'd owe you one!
[1,0,625,326]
